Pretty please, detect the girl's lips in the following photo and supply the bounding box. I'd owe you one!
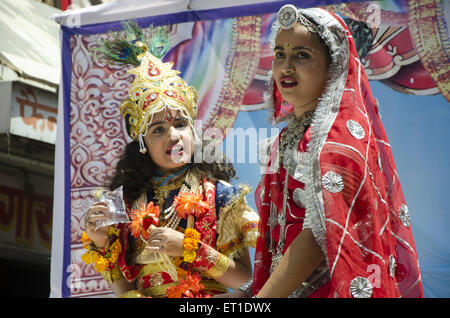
[280,77,298,88]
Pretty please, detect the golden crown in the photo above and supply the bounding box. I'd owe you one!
[120,43,198,141]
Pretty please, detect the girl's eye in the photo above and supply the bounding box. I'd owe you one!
[275,51,285,59]
[297,51,310,59]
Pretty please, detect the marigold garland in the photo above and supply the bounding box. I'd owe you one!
[182,228,201,263]
[81,227,122,273]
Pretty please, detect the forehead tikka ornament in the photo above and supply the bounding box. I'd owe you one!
[278,4,298,29]
[277,4,319,34]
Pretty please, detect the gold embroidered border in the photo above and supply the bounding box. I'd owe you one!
[408,0,449,100]
[138,262,170,277]
[204,16,262,137]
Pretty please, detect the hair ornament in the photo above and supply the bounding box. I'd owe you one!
[277,4,319,34]
[277,4,298,30]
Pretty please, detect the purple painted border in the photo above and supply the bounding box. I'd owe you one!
[60,25,73,298]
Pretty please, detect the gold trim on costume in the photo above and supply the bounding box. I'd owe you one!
[100,266,124,284]
[120,290,145,298]
[216,183,259,258]
[139,262,171,276]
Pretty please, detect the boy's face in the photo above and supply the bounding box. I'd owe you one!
[273,23,329,116]
[143,108,194,172]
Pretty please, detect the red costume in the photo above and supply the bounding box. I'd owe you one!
[253,6,424,298]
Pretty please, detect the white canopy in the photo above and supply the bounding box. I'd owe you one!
[0,0,61,87]
[52,0,280,26]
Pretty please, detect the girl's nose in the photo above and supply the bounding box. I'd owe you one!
[283,62,295,75]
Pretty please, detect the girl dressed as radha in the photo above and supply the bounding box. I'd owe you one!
[81,23,259,298]
[236,5,424,298]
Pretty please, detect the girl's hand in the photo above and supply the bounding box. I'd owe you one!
[84,201,111,249]
[145,226,185,257]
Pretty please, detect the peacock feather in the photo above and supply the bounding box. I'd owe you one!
[90,20,171,65]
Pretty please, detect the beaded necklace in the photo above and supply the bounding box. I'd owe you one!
[269,110,314,272]
[279,110,314,167]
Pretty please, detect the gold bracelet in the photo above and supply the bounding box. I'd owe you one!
[204,252,230,279]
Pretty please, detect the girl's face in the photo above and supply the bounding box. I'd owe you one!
[143,109,194,172]
[273,23,329,116]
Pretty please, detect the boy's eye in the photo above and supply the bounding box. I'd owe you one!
[152,126,164,134]
[175,121,188,129]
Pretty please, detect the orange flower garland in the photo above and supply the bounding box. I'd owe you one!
[174,191,210,219]
[129,201,160,240]
[166,271,211,298]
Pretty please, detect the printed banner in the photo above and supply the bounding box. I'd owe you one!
[53,0,449,298]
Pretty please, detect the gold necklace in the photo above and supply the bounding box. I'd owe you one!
[151,175,186,208]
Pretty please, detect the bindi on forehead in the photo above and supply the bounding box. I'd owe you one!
[277,23,322,44]
[276,31,327,57]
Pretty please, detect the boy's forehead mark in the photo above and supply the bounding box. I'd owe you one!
[149,109,186,127]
